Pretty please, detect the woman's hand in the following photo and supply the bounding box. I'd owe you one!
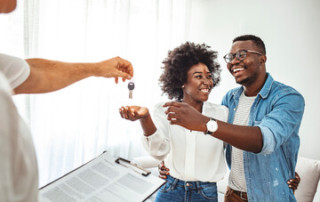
[119,106,149,121]
[119,105,156,136]
[158,161,170,179]
[287,172,301,194]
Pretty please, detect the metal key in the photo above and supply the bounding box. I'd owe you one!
[128,81,135,99]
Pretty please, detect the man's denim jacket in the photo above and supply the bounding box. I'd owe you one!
[222,73,305,202]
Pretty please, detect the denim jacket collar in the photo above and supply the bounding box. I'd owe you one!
[230,73,273,101]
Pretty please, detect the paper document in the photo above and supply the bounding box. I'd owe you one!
[39,151,165,202]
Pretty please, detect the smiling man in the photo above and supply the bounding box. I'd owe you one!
[164,35,305,202]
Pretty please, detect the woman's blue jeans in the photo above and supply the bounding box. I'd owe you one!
[155,175,218,202]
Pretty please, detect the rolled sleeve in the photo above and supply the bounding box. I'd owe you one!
[0,54,30,89]
[258,125,276,154]
[256,91,305,155]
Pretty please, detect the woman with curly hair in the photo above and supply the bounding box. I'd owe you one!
[119,42,228,202]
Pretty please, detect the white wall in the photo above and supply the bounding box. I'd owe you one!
[187,0,320,160]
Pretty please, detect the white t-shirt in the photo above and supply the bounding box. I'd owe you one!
[228,91,256,192]
[142,102,228,182]
[0,53,30,89]
[0,54,38,202]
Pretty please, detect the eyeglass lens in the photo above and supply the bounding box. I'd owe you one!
[224,50,247,63]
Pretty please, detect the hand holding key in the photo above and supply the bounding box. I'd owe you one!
[128,81,135,99]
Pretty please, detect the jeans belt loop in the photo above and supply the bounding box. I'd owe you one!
[171,177,179,190]
[240,192,247,201]
[229,187,247,201]
[196,181,201,191]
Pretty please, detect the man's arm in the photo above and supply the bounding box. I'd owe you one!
[14,56,133,94]
[163,102,263,152]
[212,120,263,153]
[164,89,304,154]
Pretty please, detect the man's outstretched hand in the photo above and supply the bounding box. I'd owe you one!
[99,56,133,83]
[163,102,209,132]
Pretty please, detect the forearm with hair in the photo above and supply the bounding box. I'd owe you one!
[14,58,98,94]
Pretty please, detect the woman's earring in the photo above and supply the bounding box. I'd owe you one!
[182,85,185,88]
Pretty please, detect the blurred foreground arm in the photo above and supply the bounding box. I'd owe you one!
[14,56,133,94]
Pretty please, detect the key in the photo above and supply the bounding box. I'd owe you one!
[128,81,135,99]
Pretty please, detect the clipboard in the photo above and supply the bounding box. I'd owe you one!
[39,151,165,202]
[115,157,151,177]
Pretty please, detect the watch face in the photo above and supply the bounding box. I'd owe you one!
[207,120,217,133]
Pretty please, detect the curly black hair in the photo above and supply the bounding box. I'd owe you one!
[159,42,221,100]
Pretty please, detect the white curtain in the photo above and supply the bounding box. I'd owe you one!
[1,0,191,187]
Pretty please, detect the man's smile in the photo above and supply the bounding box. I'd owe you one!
[231,66,247,77]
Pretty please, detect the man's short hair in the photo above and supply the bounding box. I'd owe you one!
[233,35,266,55]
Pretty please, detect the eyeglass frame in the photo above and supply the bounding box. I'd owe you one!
[223,49,263,63]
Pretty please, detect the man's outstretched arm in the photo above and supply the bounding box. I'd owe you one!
[14,56,133,94]
[163,101,263,152]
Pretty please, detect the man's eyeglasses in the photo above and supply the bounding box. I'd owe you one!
[223,49,263,63]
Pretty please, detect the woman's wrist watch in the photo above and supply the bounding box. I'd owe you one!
[205,118,218,135]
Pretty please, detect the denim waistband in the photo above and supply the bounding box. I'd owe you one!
[166,175,217,191]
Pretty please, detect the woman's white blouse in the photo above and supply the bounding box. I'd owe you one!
[142,102,228,182]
